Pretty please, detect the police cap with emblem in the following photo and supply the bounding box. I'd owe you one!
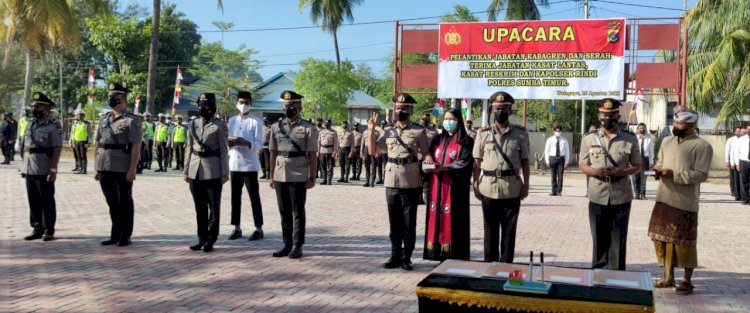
[598,98,621,113]
[280,90,303,101]
[108,82,130,94]
[32,92,55,107]
[392,92,417,105]
[488,91,514,107]
[238,91,252,101]
[197,93,216,107]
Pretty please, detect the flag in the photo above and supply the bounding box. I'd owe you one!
[462,98,472,122]
[549,99,556,122]
[87,68,95,106]
[432,99,445,125]
[134,94,141,114]
[172,66,183,116]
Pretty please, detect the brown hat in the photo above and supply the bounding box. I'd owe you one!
[392,93,417,105]
[598,98,621,113]
[489,91,514,105]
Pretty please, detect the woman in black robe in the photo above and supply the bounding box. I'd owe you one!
[423,108,474,261]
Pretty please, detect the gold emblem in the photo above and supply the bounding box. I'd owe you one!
[604,100,613,109]
[607,21,622,43]
[109,83,115,90]
[283,92,291,100]
[496,94,504,102]
[444,26,462,46]
[33,93,40,100]
[397,94,406,103]
[199,94,206,100]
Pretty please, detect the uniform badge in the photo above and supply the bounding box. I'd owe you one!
[496,94,504,102]
[397,94,405,103]
[108,83,115,91]
[283,92,291,100]
[604,100,613,109]
[33,93,40,100]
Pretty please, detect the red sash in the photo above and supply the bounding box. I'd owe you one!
[426,135,461,255]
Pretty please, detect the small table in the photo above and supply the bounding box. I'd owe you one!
[416,260,654,313]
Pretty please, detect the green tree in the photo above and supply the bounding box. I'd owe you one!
[487,0,550,21]
[441,5,479,22]
[685,0,750,124]
[298,0,363,68]
[294,58,358,122]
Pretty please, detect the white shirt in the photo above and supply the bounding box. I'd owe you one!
[726,136,738,165]
[636,134,655,165]
[733,135,750,163]
[228,113,263,172]
[544,135,569,165]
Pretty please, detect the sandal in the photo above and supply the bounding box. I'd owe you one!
[675,281,694,295]
[653,278,675,288]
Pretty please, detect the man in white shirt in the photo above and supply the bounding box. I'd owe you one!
[227,91,265,240]
[544,125,569,196]
[726,127,743,201]
[632,123,655,200]
[734,125,750,205]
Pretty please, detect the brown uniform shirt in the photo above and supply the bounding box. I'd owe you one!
[318,128,338,154]
[655,134,712,212]
[95,112,142,173]
[579,130,641,206]
[262,125,271,148]
[352,131,363,154]
[472,124,529,199]
[269,118,319,182]
[361,128,380,156]
[184,118,229,180]
[339,129,353,148]
[375,122,429,189]
[20,117,62,175]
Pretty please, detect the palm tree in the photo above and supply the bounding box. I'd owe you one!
[0,0,109,108]
[145,0,223,115]
[298,0,363,68]
[685,0,750,125]
[487,0,550,21]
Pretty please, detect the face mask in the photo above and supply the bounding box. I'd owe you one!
[285,106,298,118]
[554,131,561,137]
[199,106,214,120]
[397,111,410,122]
[672,127,688,137]
[32,110,45,119]
[108,97,121,108]
[601,117,618,130]
[494,111,509,124]
[236,103,251,113]
[443,120,457,132]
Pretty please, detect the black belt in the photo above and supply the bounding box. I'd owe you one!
[193,149,219,157]
[591,175,625,183]
[321,144,333,148]
[278,151,306,158]
[28,147,53,154]
[387,156,418,165]
[103,144,126,150]
[482,169,518,177]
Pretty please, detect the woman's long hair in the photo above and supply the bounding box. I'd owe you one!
[440,108,468,145]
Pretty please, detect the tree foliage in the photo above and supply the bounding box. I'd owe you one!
[294,58,358,122]
[487,0,550,21]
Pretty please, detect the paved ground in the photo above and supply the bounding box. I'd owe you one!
[1,159,748,313]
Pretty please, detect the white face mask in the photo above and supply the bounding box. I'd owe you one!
[236,102,251,113]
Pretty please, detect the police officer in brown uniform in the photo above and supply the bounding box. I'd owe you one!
[318,119,338,185]
[260,118,271,179]
[361,123,381,187]
[348,122,363,180]
[95,83,142,247]
[368,93,434,270]
[19,92,62,241]
[472,91,530,263]
[337,121,353,183]
[269,90,318,259]
[184,93,230,252]
[578,98,641,270]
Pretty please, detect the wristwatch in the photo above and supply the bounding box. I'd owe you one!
[49,168,57,173]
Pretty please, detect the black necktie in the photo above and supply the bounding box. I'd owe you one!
[747,139,750,159]
[555,138,560,157]
[640,138,645,159]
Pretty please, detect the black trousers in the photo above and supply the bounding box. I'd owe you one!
[378,155,387,181]
[589,201,631,270]
[349,152,361,178]
[320,153,334,181]
[339,147,351,179]
[731,168,741,198]
[633,157,649,196]
[275,182,307,247]
[230,171,263,227]
[174,143,185,168]
[165,146,173,168]
[2,140,13,162]
[550,156,565,194]
[364,154,376,183]
[75,142,88,170]
[260,148,270,175]
[99,171,134,240]
[385,187,420,258]
[156,142,167,168]
[481,197,520,263]
[146,139,154,167]
[138,141,148,172]
[741,161,750,201]
[190,178,222,242]
[26,175,56,235]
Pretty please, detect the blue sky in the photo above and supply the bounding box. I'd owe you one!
[127,0,697,80]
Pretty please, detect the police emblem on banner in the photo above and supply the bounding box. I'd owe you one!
[607,21,622,43]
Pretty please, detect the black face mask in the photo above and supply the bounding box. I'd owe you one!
[602,117,618,130]
[285,106,298,119]
[108,97,121,108]
[199,106,215,120]
[672,127,688,138]
[32,110,45,119]
[397,111,410,122]
[494,111,509,124]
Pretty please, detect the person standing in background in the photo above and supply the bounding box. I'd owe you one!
[544,125,569,196]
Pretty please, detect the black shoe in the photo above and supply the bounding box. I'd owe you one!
[350,176,357,181]
[289,246,302,259]
[24,232,43,241]
[260,174,267,179]
[320,180,328,185]
[117,238,131,247]
[364,182,370,187]
[272,246,292,257]
[71,167,79,172]
[735,196,742,201]
[101,238,120,246]
[337,179,346,183]
[189,240,206,251]
[42,234,54,241]
[401,259,413,271]
[248,230,264,241]
[203,241,214,252]
[228,229,242,240]
[549,192,557,196]
[376,180,383,185]
[80,170,87,175]
[383,257,402,269]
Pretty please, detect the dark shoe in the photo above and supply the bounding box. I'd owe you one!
[320,180,328,185]
[42,234,54,241]
[228,229,242,240]
[117,238,131,247]
[289,246,302,259]
[80,169,87,175]
[549,192,557,196]
[383,257,402,269]
[100,238,120,246]
[735,196,742,201]
[401,259,413,271]
[203,241,214,252]
[260,174,267,179]
[363,182,370,187]
[376,180,383,185]
[272,246,292,257]
[337,179,346,183]
[24,232,43,241]
[189,240,206,251]
[248,230,264,241]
